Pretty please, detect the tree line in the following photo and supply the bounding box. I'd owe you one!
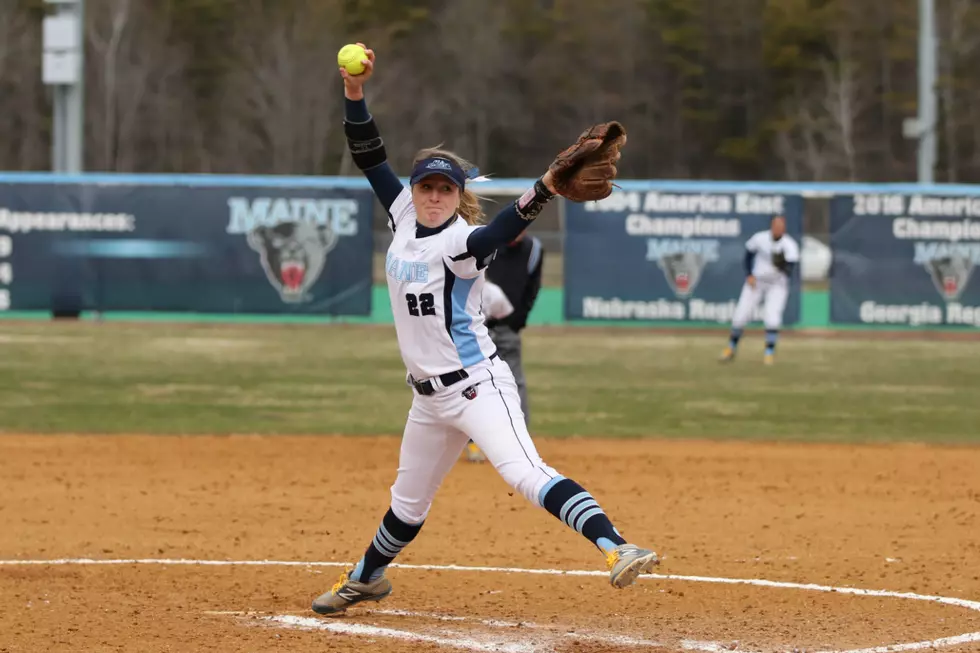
[2,0,980,183]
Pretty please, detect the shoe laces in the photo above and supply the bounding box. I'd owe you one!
[605,549,620,570]
[331,571,350,594]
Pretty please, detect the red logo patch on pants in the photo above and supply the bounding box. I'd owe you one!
[462,385,478,400]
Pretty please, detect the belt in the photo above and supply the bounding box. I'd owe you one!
[411,352,497,396]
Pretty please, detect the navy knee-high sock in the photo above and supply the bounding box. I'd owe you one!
[765,329,778,354]
[351,508,423,583]
[729,327,743,350]
[539,477,627,554]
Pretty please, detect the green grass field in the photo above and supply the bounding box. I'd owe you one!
[0,321,978,443]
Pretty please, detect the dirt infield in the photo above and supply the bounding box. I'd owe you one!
[1,435,979,652]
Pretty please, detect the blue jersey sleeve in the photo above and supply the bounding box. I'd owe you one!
[464,204,529,262]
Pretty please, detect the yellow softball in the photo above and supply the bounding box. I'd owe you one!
[337,44,367,75]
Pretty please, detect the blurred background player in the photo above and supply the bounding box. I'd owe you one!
[720,215,799,365]
[466,232,544,462]
[481,279,515,326]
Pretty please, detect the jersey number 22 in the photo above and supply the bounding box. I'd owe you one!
[406,293,436,317]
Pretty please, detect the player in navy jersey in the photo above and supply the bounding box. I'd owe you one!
[312,44,659,615]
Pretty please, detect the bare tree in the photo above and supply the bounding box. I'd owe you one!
[775,11,873,182]
[776,83,831,181]
[821,55,862,180]
[937,0,980,181]
[4,0,980,182]
[216,0,348,175]
[420,2,519,170]
[85,0,196,172]
[0,1,48,170]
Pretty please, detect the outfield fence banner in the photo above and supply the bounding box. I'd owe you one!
[830,193,980,327]
[563,190,803,323]
[0,183,374,315]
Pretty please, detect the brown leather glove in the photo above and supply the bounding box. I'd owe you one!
[547,121,627,202]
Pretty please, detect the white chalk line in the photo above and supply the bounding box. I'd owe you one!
[262,614,533,653]
[363,609,733,652]
[214,604,980,653]
[237,609,674,651]
[204,609,728,653]
[4,558,980,652]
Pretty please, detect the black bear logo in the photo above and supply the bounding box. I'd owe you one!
[247,222,338,303]
[924,255,973,302]
[658,252,707,298]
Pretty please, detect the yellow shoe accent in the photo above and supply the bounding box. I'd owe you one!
[605,548,620,570]
[465,441,486,463]
[763,353,774,365]
[719,346,735,362]
[312,569,393,615]
[331,571,349,594]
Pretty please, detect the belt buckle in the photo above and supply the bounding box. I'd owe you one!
[410,375,434,395]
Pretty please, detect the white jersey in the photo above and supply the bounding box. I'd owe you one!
[745,230,800,283]
[385,188,497,380]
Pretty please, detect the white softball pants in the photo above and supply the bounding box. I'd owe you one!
[389,356,559,524]
[731,276,789,330]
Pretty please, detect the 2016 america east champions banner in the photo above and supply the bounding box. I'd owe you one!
[830,194,980,327]
[563,190,804,324]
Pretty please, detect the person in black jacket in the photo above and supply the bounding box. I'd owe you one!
[487,230,544,423]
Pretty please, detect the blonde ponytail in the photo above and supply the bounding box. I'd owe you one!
[412,147,489,225]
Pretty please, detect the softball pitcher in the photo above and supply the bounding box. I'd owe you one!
[720,215,799,365]
[312,44,658,615]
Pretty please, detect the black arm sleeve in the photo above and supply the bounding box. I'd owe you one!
[744,250,756,275]
[345,97,403,212]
